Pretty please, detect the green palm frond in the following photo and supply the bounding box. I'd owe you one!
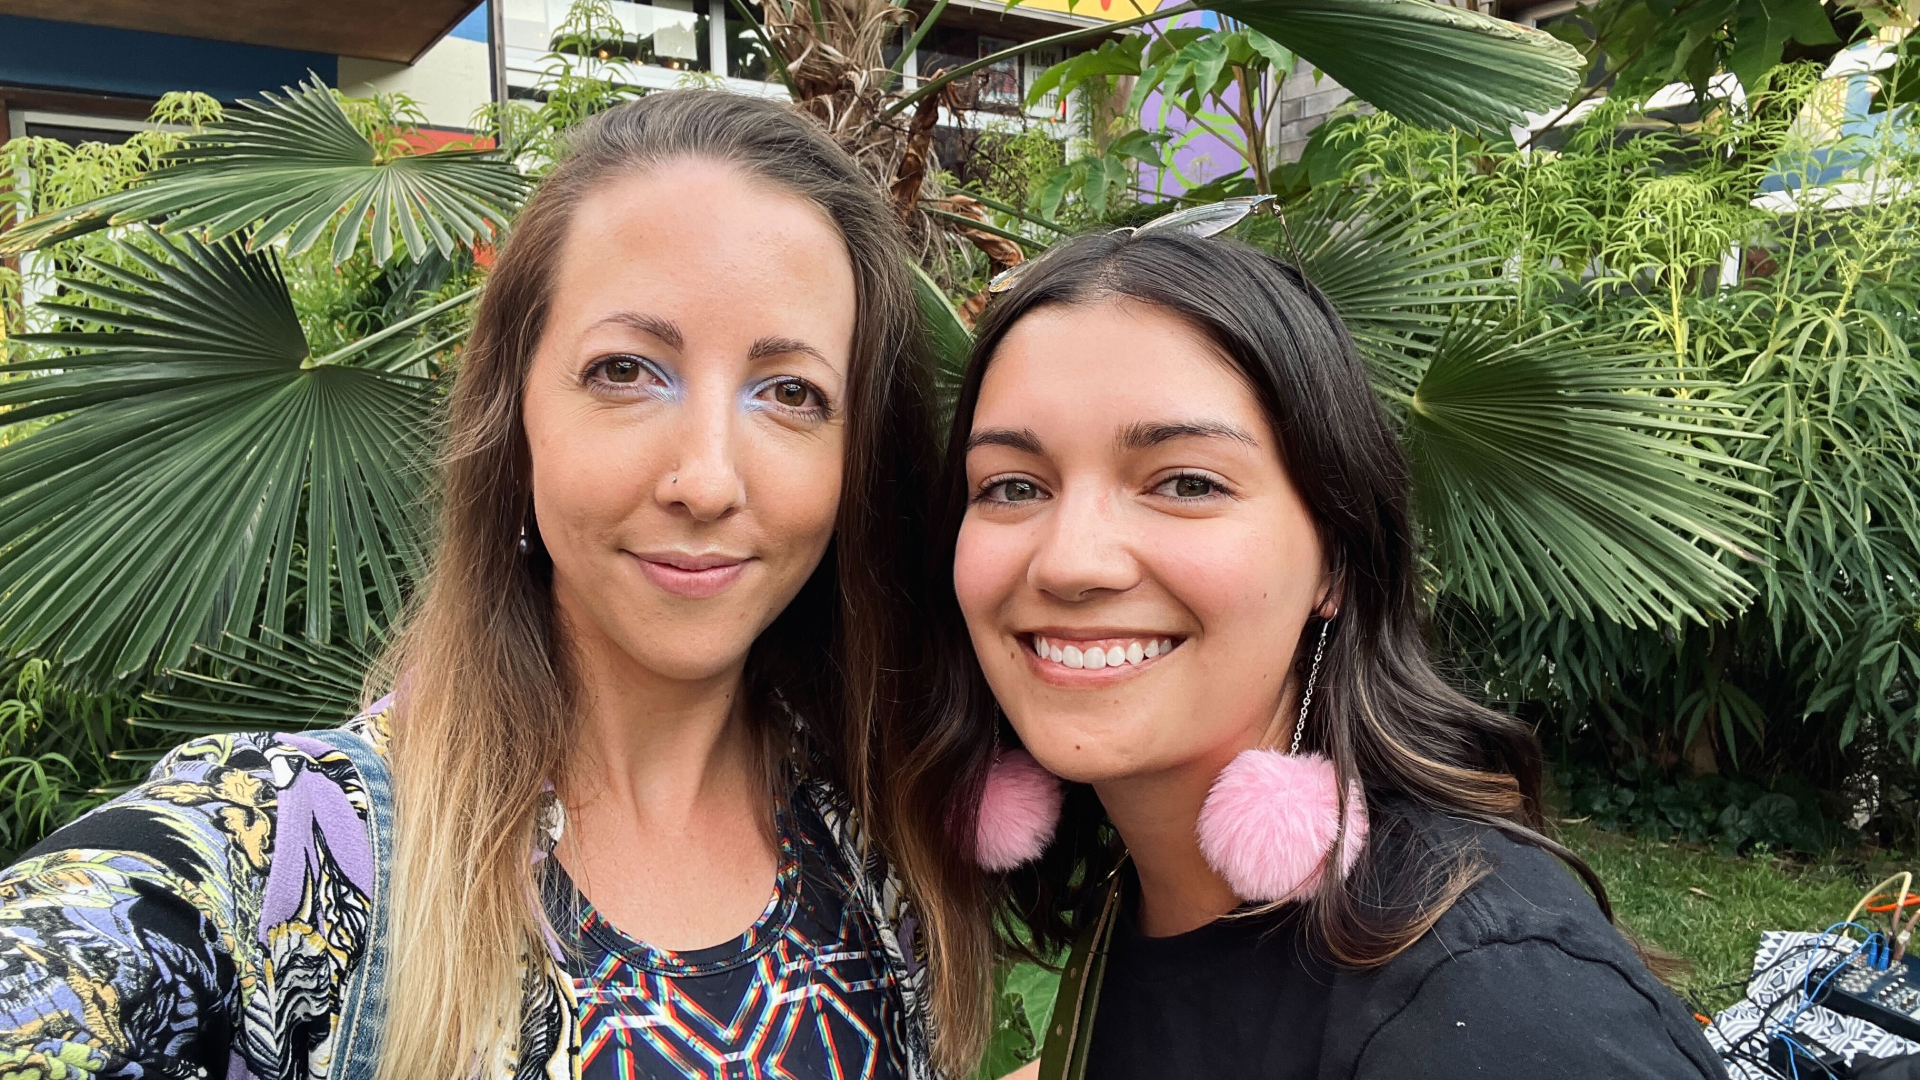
[0,78,529,264]
[913,263,973,407]
[1402,321,1768,628]
[1246,190,1497,385]
[1203,0,1584,136]
[0,231,442,687]
[896,0,1583,137]
[141,629,378,734]
[1245,194,1770,628]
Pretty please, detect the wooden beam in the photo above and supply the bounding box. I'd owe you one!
[0,0,485,63]
[0,84,154,120]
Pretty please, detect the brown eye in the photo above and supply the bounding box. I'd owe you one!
[1172,476,1216,498]
[604,357,642,383]
[771,380,812,408]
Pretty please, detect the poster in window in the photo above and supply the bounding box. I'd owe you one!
[978,36,1020,104]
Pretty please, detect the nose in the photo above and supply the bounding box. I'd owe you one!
[1027,485,1141,602]
[654,382,745,522]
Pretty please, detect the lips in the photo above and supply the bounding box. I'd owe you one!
[631,551,751,599]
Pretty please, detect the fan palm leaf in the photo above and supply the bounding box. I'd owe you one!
[913,263,972,398]
[1399,321,1767,628]
[1202,0,1583,137]
[0,231,441,687]
[141,629,378,734]
[896,0,1583,137]
[1246,195,1770,627]
[0,78,528,265]
[1243,189,1496,384]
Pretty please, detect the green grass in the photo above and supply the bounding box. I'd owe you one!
[1561,820,1905,1014]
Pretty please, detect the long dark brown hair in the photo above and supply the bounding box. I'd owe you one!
[372,90,992,1078]
[911,228,1611,979]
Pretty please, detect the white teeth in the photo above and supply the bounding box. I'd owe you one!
[1032,637,1180,669]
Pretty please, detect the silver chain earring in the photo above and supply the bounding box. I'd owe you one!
[1288,619,1332,756]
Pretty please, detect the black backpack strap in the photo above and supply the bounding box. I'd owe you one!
[1038,864,1126,1080]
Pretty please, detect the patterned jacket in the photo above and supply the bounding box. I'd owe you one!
[0,710,935,1080]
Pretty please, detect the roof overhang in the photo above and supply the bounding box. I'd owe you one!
[0,0,486,63]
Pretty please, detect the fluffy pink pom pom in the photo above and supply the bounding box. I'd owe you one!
[976,749,1064,872]
[1196,748,1369,902]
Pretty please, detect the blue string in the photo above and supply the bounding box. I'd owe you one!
[1769,924,1883,1053]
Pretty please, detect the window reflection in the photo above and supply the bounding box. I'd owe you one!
[547,0,711,72]
[724,1,776,82]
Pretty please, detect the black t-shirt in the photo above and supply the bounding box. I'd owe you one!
[1074,811,1730,1080]
[1085,874,1334,1080]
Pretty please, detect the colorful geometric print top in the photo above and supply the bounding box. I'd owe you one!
[550,800,911,1080]
[0,712,937,1080]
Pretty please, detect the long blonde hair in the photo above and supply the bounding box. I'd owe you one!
[371,91,993,1079]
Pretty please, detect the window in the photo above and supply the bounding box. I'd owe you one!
[547,0,711,72]
[725,1,778,82]
[1025,44,1064,119]
[5,110,149,146]
[978,35,1022,106]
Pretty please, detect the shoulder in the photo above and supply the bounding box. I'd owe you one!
[1323,810,1726,1080]
[0,709,395,1080]
[9,708,393,925]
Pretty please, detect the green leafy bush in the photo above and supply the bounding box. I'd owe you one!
[1562,762,1847,855]
[1299,64,1920,831]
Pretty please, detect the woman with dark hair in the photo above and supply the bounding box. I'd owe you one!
[931,223,1727,1079]
[0,91,996,1080]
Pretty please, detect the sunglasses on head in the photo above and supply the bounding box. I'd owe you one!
[987,194,1276,295]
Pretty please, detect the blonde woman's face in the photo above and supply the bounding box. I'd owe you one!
[523,161,855,686]
[953,300,1330,785]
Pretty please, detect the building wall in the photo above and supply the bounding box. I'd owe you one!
[0,15,339,102]
[338,6,493,130]
[1272,64,1355,163]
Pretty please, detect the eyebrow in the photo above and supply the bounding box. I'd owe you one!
[965,427,1045,454]
[589,311,683,349]
[747,335,829,365]
[1117,420,1258,451]
[584,317,829,367]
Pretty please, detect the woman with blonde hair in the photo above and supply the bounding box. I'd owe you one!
[0,90,994,1080]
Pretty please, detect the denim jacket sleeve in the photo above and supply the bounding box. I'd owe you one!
[0,725,383,1080]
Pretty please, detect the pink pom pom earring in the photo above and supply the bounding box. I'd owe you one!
[975,746,1065,872]
[1197,619,1368,902]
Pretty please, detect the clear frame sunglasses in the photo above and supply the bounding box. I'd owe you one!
[987,193,1276,295]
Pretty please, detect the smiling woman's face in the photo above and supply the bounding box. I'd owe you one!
[522,159,855,685]
[954,299,1330,785]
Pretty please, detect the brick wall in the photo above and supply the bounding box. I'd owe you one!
[1272,64,1357,163]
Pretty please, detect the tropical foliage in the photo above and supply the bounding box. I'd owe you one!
[0,0,1915,873]
[1277,59,1920,836]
